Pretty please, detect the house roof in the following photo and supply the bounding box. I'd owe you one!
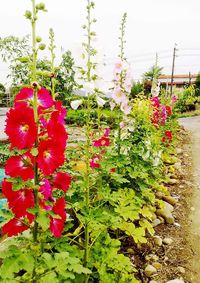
[159,74,198,79]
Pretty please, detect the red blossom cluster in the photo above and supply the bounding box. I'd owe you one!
[162,130,173,145]
[2,87,71,238]
[150,96,172,128]
[90,128,111,169]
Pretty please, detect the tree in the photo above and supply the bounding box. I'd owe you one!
[194,72,200,97]
[55,51,77,105]
[130,81,143,99]
[143,64,163,81]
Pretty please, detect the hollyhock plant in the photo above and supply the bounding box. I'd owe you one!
[5,153,34,181]
[2,180,34,217]
[2,84,71,240]
[37,139,65,176]
[14,87,54,111]
[5,106,37,149]
[53,172,72,193]
[50,197,66,238]
[90,155,101,168]
[2,216,34,237]
[93,136,110,147]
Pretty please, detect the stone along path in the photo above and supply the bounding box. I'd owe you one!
[179,116,200,282]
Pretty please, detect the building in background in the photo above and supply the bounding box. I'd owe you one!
[158,74,198,90]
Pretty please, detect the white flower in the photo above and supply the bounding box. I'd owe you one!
[112,86,128,105]
[70,99,83,110]
[96,96,106,107]
[84,82,94,96]
[120,102,132,115]
[110,101,116,111]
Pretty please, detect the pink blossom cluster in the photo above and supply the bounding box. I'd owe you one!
[150,96,173,128]
[111,59,132,115]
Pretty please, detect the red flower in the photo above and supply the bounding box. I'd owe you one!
[53,172,71,193]
[5,106,37,149]
[93,137,110,147]
[2,216,33,237]
[49,198,66,238]
[37,139,65,175]
[47,118,68,150]
[5,153,34,181]
[2,179,34,217]
[90,155,101,168]
[165,130,173,140]
[14,87,53,110]
[166,106,172,117]
[53,101,67,125]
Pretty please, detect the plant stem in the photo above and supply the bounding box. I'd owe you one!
[31,0,39,245]
[84,1,92,281]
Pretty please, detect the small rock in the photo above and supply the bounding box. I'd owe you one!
[177,266,185,274]
[168,178,178,185]
[158,216,165,224]
[166,279,185,283]
[145,254,159,262]
[156,202,175,224]
[155,191,165,199]
[154,236,162,246]
[174,222,181,228]
[179,185,184,189]
[163,195,178,206]
[144,265,157,277]
[191,207,195,211]
[176,148,183,155]
[152,262,162,270]
[152,218,161,227]
[163,238,173,245]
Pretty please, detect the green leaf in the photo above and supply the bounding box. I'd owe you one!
[30,148,38,156]
[37,211,50,231]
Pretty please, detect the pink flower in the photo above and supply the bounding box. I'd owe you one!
[14,87,53,110]
[93,137,110,147]
[5,153,34,181]
[90,155,101,168]
[120,103,132,115]
[151,96,160,108]
[5,106,37,149]
[104,128,110,137]
[112,86,127,105]
[172,95,177,104]
[114,59,123,74]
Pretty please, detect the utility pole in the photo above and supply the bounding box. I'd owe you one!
[189,72,191,85]
[170,43,177,96]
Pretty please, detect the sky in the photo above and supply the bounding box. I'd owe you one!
[0,0,200,89]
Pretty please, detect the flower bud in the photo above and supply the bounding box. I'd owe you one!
[31,81,40,90]
[36,2,46,11]
[38,43,46,51]
[24,10,32,20]
[36,36,42,43]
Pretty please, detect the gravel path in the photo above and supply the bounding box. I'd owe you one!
[179,116,200,281]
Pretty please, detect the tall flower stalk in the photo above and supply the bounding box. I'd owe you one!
[111,13,132,163]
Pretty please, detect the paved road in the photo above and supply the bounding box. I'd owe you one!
[179,116,200,281]
[0,108,9,141]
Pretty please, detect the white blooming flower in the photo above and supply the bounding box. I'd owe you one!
[96,96,106,107]
[70,99,83,110]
